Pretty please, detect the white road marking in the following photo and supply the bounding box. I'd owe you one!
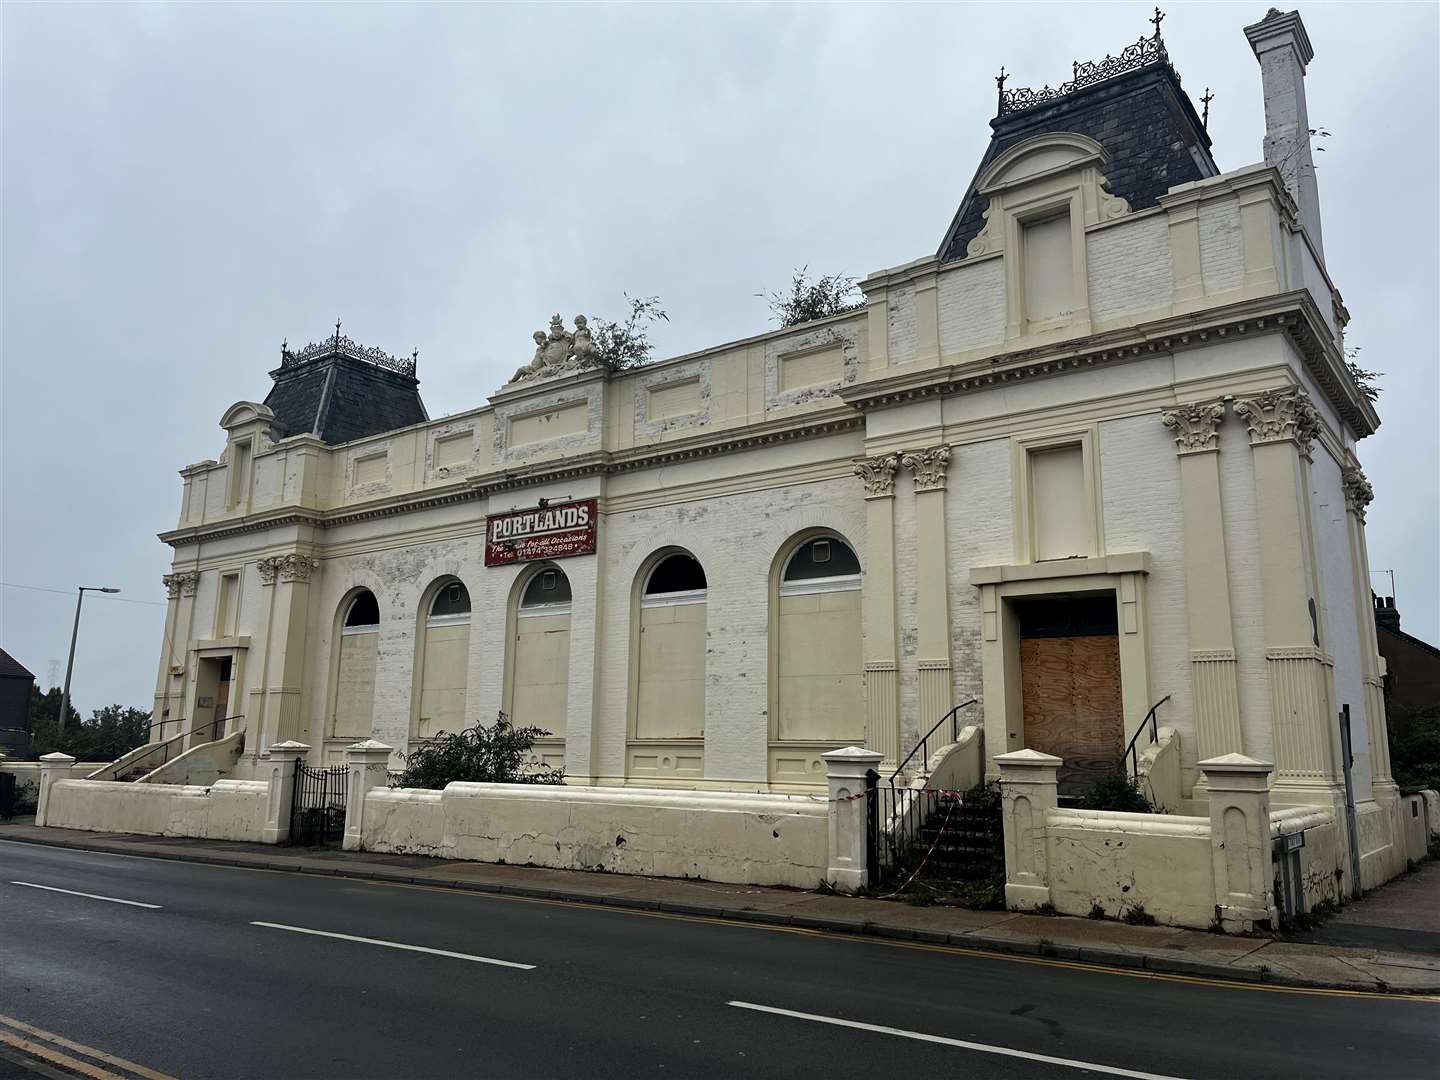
[728,1001,1192,1080]
[9,881,162,909]
[250,921,535,969]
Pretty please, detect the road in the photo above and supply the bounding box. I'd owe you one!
[1,839,1436,1079]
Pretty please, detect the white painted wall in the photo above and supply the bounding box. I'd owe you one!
[42,778,270,842]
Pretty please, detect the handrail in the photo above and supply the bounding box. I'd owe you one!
[890,699,978,784]
[1124,695,1171,779]
[93,714,243,782]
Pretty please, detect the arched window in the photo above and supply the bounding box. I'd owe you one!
[774,535,864,749]
[633,553,707,756]
[509,566,572,751]
[414,579,470,740]
[332,590,379,740]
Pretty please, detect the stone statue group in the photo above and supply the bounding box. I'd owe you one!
[510,314,601,384]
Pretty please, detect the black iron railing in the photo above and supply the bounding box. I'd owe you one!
[866,771,1003,892]
[890,699,978,784]
[1124,696,1171,780]
[290,761,348,846]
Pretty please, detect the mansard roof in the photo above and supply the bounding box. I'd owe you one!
[937,29,1217,264]
[263,327,428,445]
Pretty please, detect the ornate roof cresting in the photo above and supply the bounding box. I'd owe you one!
[508,314,602,385]
[997,10,1173,117]
[281,320,417,378]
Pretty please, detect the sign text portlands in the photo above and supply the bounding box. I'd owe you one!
[485,499,598,566]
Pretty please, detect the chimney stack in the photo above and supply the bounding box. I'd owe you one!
[1245,9,1323,258]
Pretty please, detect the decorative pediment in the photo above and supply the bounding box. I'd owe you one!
[977,133,1109,193]
[219,401,275,432]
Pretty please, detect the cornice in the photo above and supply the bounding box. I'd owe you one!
[837,291,1377,439]
[159,407,863,548]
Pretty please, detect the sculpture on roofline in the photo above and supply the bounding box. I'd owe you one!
[509,314,604,384]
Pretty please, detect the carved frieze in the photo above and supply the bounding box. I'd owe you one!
[1161,400,1226,455]
[1233,387,1320,451]
[900,445,952,493]
[162,572,200,599]
[854,453,900,499]
[257,554,319,586]
[1341,465,1374,519]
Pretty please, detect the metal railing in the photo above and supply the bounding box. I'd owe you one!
[1123,695,1171,780]
[92,714,241,782]
[890,699,977,784]
[865,769,1003,891]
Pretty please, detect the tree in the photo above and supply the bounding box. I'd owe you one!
[590,294,668,371]
[392,711,564,790]
[761,266,864,327]
[28,686,149,761]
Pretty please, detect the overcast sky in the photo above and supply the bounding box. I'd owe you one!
[2,1,1436,721]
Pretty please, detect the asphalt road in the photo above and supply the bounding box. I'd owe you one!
[1,839,1436,1080]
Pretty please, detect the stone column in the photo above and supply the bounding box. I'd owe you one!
[996,749,1059,910]
[342,739,393,851]
[35,752,77,828]
[253,553,320,761]
[260,740,309,845]
[1234,388,1339,803]
[1162,401,1244,766]
[824,746,884,894]
[855,454,901,771]
[1340,466,1395,798]
[901,446,954,763]
[1200,754,1278,932]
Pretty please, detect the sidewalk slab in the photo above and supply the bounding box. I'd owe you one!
[4,820,1437,995]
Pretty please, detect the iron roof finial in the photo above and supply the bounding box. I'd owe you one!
[1150,6,1166,40]
[995,66,1007,93]
[1201,87,1214,129]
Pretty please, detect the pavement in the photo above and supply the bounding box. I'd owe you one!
[1,838,1436,1080]
[1289,859,1440,956]
[3,818,1438,996]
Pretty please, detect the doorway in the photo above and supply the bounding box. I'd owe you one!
[1015,593,1123,798]
[192,655,233,747]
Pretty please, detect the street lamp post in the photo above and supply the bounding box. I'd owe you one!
[57,586,120,735]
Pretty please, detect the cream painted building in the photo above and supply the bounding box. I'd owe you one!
[144,11,1408,887]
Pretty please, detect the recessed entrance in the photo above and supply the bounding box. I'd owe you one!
[1015,593,1123,798]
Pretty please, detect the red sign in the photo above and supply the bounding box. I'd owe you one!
[485,499,597,566]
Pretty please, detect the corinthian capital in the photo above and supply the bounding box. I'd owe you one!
[1341,465,1374,519]
[259,553,319,585]
[1161,400,1226,455]
[900,445,952,493]
[854,453,900,499]
[1233,387,1320,451]
[163,571,200,598]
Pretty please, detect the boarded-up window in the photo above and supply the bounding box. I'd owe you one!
[635,554,706,741]
[1030,444,1088,561]
[512,569,571,739]
[417,581,470,739]
[776,537,864,743]
[228,440,253,509]
[333,591,379,739]
[1023,212,1073,323]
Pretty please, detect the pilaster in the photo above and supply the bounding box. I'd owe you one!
[913,272,940,367]
[1164,201,1205,310]
[855,454,901,770]
[900,445,954,755]
[253,553,319,761]
[1234,387,1339,800]
[1161,401,1243,764]
[1341,465,1395,797]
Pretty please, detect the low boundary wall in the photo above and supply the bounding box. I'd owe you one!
[41,777,271,842]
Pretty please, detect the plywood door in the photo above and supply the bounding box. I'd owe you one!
[1020,634,1123,796]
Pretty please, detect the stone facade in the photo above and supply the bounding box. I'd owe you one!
[145,10,1407,902]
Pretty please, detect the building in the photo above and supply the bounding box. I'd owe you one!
[1374,596,1440,739]
[142,10,1409,891]
[0,649,36,759]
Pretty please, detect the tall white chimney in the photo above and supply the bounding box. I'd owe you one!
[1245,8,1323,258]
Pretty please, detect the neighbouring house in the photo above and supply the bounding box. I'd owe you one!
[1374,596,1440,739]
[0,649,36,759]
[46,9,1424,927]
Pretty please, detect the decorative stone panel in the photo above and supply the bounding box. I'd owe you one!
[632,361,712,439]
[764,321,861,410]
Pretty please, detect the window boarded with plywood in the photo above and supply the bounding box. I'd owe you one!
[776,588,864,742]
[333,633,378,739]
[513,611,571,738]
[635,602,706,739]
[1016,594,1122,797]
[1030,443,1088,561]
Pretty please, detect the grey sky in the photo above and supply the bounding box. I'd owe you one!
[2,1,1436,720]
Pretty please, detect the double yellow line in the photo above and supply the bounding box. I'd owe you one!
[0,1014,176,1080]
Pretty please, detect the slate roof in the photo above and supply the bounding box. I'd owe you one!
[936,55,1216,263]
[0,648,35,681]
[263,345,428,446]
